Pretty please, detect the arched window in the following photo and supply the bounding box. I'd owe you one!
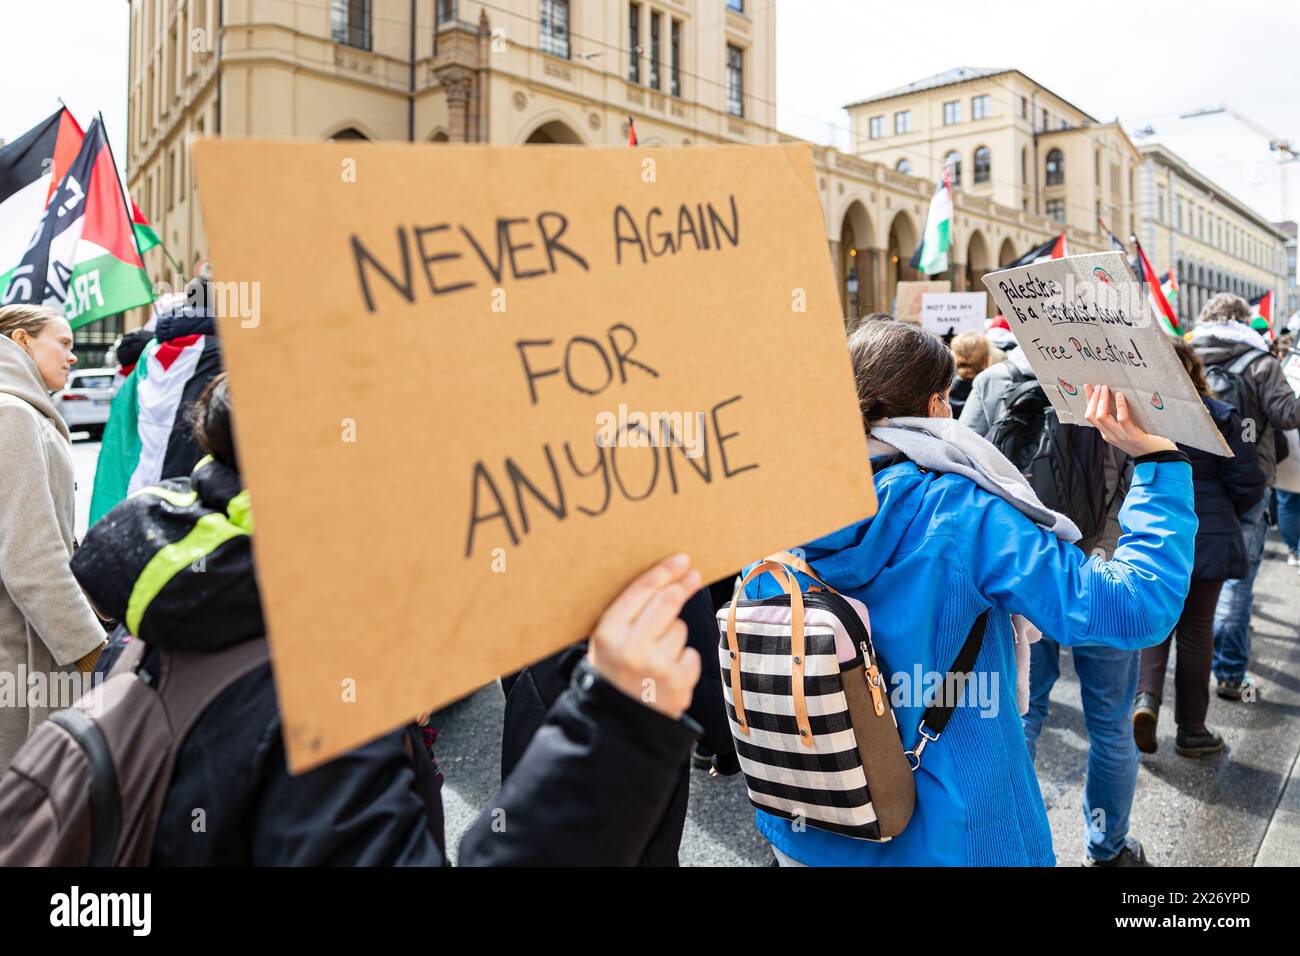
[1045,148,1064,185]
[895,158,912,175]
[944,150,962,187]
[973,146,991,184]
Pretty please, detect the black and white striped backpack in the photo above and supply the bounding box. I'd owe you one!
[717,551,988,842]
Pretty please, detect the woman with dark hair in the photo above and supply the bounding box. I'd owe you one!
[1133,339,1265,757]
[0,305,107,773]
[739,320,1198,866]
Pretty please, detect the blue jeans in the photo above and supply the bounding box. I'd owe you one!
[1277,490,1300,555]
[1213,496,1270,682]
[1022,638,1140,863]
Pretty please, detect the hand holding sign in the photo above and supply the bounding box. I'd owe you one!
[1083,384,1177,458]
[588,553,703,719]
[192,140,873,771]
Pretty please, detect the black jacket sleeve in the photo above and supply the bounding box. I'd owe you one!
[1221,407,1268,516]
[458,661,699,866]
[500,587,724,779]
[251,725,446,866]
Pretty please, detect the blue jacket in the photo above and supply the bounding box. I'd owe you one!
[744,454,1196,866]
[1181,397,1266,581]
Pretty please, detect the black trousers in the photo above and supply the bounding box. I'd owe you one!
[1139,577,1224,729]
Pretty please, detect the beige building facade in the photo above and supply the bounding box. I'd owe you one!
[126,6,1144,329]
[126,6,1090,326]
[847,67,1140,247]
[1138,144,1288,328]
[126,0,777,297]
[845,66,1288,328]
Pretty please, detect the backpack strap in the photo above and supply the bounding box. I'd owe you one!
[46,709,120,867]
[725,561,814,747]
[905,611,990,771]
[129,638,271,864]
[762,550,837,593]
[1225,348,1269,376]
[155,638,271,737]
[47,636,149,867]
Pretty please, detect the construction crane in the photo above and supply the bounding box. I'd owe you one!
[1180,105,1299,215]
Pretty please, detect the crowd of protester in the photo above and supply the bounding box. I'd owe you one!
[0,285,1296,867]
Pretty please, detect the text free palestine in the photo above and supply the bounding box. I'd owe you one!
[1032,334,1148,368]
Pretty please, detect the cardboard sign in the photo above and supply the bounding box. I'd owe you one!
[895,280,950,325]
[982,251,1232,456]
[191,140,876,772]
[1282,349,1300,397]
[921,292,987,337]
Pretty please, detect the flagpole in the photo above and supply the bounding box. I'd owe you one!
[157,241,184,276]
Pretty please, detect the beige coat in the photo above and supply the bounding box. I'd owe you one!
[0,336,105,772]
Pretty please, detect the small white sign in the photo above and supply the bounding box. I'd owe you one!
[1282,349,1300,397]
[920,292,987,336]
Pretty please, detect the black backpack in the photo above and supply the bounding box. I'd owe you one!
[986,366,1108,543]
[1205,350,1289,465]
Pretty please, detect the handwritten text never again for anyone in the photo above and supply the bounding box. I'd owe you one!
[339,193,756,558]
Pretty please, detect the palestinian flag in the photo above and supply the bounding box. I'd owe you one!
[628,115,638,147]
[1133,235,1181,336]
[0,107,84,275]
[0,118,153,328]
[1004,233,1068,269]
[1249,291,1275,340]
[90,325,223,526]
[130,197,160,254]
[914,167,953,276]
[1160,268,1179,311]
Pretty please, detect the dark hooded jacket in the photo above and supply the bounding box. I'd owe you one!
[959,346,1131,556]
[498,587,732,866]
[1191,322,1300,485]
[71,459,698,865]
[1180,396,1267,580]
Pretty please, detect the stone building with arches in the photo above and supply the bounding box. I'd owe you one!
[813,146,1094,320]
[125,0,778,296]
[126,3,1202,332]
[126,1,1082,331]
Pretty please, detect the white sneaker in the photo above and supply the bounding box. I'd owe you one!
[1290,552,1300,567]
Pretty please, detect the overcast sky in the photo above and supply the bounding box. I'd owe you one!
[3,0,1298,230]
[776,0,1300,229]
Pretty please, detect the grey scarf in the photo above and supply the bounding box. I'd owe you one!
[870,416,1082,543]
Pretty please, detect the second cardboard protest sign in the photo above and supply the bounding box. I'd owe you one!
[192,141,874,772]
[983,251,1232,457]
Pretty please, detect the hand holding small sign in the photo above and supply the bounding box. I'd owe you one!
[1083,384,1178,458]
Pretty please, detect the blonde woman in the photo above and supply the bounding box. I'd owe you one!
[0,304,106,772]
[948,331,990,420]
